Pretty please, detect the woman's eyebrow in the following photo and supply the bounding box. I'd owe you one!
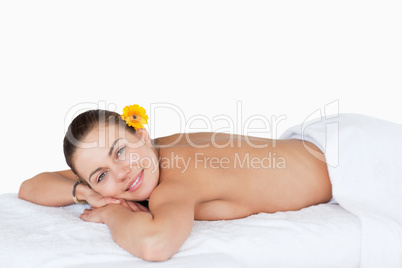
[89,167,102,183]
[108,138,122,156]
[88,138,123,183]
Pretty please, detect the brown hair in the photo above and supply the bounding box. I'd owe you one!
[63,109,136,182]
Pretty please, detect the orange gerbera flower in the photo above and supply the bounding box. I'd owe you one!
[120,104,149,129]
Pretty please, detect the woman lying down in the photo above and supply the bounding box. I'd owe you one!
[18,104,333,261]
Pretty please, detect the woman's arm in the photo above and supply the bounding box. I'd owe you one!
[80,181,194,261]
[18,169,119,207]
[19,170,80,206]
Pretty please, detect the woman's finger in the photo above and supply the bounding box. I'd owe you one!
[80,211,90,220]
[103,197,121,206]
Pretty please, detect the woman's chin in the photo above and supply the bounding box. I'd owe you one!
[127,183,155,201]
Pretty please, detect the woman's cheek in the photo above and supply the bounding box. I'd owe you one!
[127,151,141,168]
[98,183,120,197]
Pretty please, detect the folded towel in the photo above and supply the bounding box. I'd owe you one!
[280,113,402,268]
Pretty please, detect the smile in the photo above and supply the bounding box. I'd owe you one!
[126,170,144,192]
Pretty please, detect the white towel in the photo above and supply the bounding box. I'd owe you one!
[0,193,360,267]
[280,113,402,267]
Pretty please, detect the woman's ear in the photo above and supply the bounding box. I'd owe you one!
[136,128,150,144]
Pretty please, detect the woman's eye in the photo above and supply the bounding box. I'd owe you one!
[97,172,107,183]
[116,146,125,158]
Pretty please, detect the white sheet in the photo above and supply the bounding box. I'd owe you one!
[0,193,360,267]
[280,113,402,268]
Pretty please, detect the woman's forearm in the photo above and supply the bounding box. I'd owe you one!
[102,205,171,261]
[18,171,87,207]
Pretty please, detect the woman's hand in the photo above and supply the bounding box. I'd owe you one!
[80,199,150,224]
[85,188,122,208]
[76,183,121,208]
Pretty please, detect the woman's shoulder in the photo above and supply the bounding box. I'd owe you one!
[154,132,273,147]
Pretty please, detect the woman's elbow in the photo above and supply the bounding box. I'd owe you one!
[18,172,48,201]
[137,236,174,262]
[18,179,30,200]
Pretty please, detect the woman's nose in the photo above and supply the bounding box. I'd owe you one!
[115,166,131,182]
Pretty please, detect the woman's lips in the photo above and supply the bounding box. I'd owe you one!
[126,170,144,192]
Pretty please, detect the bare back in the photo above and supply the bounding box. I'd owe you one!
[154,133,332,220]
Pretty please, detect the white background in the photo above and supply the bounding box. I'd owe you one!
[0,1,401,195]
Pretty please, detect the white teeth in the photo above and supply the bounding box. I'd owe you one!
[128,175,140,190]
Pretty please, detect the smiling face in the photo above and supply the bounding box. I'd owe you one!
[73,123,160,201]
